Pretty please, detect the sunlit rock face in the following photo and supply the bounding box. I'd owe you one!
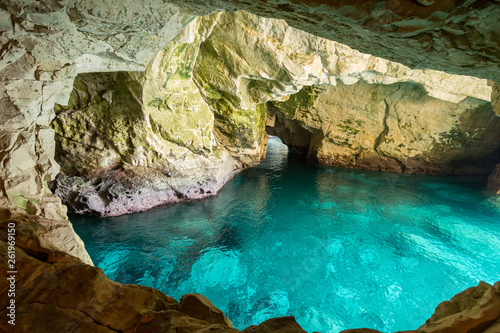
[168,0,500,119]
[0,1,194,262]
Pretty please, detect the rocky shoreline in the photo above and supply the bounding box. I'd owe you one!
[48,166,241,217]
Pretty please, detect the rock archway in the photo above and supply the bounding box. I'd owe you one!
[48,11,500,217]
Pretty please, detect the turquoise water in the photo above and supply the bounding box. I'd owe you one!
[71,137,500,332]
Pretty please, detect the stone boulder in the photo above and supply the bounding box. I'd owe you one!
[179,293,235,327]
[241,316,307,333]
[418,281,500,333]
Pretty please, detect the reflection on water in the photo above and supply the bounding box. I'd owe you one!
[72,136,500,333]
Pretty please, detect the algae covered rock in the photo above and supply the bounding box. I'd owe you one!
[269,80,500,176]
[51,71,241,216]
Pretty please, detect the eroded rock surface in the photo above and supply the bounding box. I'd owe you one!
[49,71,242,216]
[268,81,500,175]
[241,316,307,333]
[165,0,500,82]
[51,11,500,216]
[0,0,194,219]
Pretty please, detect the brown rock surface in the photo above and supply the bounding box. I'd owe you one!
[241,316,307,333]
[179,293,235,327]
[418,281,500,333]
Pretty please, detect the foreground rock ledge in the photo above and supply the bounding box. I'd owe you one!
[1,212,499,332]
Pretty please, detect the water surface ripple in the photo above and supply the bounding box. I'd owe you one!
[72,137,500,332]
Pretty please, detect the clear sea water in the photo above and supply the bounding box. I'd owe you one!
[71,137,500,333]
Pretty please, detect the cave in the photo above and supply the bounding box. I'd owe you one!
[1,1,500,332]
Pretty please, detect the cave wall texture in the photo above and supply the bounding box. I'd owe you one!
[48,10,500,216]
[1,0,500,332]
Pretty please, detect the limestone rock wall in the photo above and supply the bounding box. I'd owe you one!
[0,1,193,217]
[167,0,500,125]
[50,10,500,216]
[0,0,193,260]
[165,0,500,83]
[50,70,242,216]
[269,81,500,175]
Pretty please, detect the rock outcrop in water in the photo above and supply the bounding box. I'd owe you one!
[50,11,499,216]
[268,81,500,175]
[49,70,244,216]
